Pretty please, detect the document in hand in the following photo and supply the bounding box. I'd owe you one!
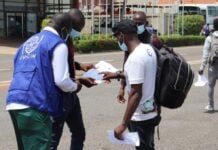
[194,74,208,87]
[107,130,140,146]
[95,61,118,73]
[83,61,118,84]
[83,69,103,84]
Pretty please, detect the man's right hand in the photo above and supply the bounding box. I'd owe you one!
[198,69,204,75]
[117,88,126,104]
[100,71,117,80]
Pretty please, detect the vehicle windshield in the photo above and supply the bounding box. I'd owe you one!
[179,6,201,15]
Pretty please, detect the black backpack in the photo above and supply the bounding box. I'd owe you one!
[154,46,194,109]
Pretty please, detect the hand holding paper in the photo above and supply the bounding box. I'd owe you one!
[83,61,118,84]
[194,74,208,87]
[95,61,118,73]
[107,130,140,146]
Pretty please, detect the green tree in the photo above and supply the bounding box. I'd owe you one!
[175,15,205,35]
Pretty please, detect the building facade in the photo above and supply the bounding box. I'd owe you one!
[1,0,217,38]
[159,0,218,5]
[0,0,79,38]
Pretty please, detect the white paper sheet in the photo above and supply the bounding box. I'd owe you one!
[107,130,140,146]
[83,61,118,84]
[83,69,103,84]
[95,61,118,73]
[194,74,208,87]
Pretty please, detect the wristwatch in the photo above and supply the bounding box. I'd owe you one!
[116,71,122,81]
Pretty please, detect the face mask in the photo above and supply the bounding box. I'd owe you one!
[64,34,70,41]
[118,41,128,52]
[137,24,145,34]
[146,27,153,34]
[70,28,81,39]
[61,27,70,41]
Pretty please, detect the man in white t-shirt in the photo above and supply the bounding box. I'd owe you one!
[106,19,161,150]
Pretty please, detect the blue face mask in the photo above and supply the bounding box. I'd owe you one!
[118,41,128,52]
[70,28,81,39]
[137,24,145,34]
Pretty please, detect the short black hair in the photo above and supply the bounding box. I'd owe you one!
[51,13,71,30]
[68,9,85,31]
[214,18,218,30]
[112,19,137,35]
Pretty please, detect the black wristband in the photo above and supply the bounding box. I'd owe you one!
[116,71,122,81]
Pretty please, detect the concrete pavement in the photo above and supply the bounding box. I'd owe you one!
[1,44,218,150]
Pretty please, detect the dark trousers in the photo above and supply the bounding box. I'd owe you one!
[128,115,161,150]
[50,93,85,150]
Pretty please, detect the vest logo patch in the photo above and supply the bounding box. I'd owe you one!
[20,35,44,60]
[147,48,152,56]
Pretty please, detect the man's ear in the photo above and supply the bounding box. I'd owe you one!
[119,32,123,36]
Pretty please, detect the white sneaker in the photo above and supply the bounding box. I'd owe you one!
[205,105,214,111]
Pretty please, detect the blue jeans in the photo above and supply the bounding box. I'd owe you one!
[208,64,218,108]
[50,93,85,150]
[128,115,161,150]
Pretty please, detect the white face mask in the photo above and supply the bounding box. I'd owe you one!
[64,34,70,41]
[137,24,145,34]
[118,41,128,52]
[70,28,81,39]
[146,27,153,34]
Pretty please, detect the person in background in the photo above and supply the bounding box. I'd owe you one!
[199,18,218,112]
[201,23,210,37]
[133,11,152,43]
[50,9,97,150]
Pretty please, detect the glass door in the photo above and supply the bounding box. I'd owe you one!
[6,12,24,37]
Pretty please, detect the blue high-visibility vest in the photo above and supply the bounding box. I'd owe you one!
[7,30,65,117]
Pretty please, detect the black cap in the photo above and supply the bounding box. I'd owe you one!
[112,19,137,35]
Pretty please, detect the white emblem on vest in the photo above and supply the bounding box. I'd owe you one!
[20,35,44,60]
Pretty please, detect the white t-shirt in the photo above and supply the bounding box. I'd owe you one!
[124,43,157,121]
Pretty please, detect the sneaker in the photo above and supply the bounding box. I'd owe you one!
[205,105,214,111]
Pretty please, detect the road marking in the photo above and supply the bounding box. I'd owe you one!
[0,80,11,89]
[0,68,11,72]
[0,50,16,55]
[75,52,122,59]
[0,59,202,88]
[188,60,202,65]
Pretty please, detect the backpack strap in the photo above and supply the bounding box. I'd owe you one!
[156,105,161,140]
[211,34,214,45]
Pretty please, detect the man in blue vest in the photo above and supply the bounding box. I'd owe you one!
[6,12,96,150]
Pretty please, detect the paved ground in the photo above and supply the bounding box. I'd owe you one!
[1,43,218,150]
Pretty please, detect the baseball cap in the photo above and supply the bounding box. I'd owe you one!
[112,19,137,35]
